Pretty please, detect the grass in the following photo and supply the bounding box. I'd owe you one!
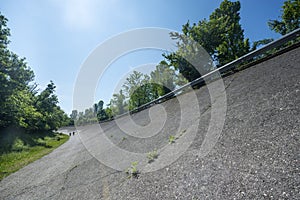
[147,149,158,163]
[125,161,139,179]
[168,129,187,145]
[169,135,176,144]
[0,128,69,181]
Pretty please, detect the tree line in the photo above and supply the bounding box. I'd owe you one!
[72,63,187,125]
[1,0,298,129]
[70,0,300,126]
[0,14,71,132]
[72,0,300,125]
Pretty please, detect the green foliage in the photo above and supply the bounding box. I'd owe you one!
[125,161,139,179]
[11,138,28,152]
[72,99,113,125]
[96,100,109,121]
[69,110,78,125]
[123,71,153,110]
[211,0,250,65]
[0,14,10,48]
[104,107,114,119]
[109,89,127,116]
[147,149,158,163]
[0,13,70,132]
[164,0,251,81]
[251,38,274,51]
[80,63,181,117]
[268,0,300,35]
[80,0,294,118]
[150,61,177,96]
[169,135,175,144]
[74,108,98,126]
[70,110,78,121]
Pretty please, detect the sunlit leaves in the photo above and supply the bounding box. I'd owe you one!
[268,0,300,35]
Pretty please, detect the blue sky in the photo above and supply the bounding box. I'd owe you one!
[1,0,285,114]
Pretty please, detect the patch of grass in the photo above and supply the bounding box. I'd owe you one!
[0,129,69,181]
[147,149,158,163]
[168,129,187,145]
[169,135,176,144]
[125,161,139,179]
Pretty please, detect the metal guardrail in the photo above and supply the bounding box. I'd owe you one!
[109,28,300,120]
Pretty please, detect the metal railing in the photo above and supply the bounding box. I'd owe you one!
[109,28,300,120]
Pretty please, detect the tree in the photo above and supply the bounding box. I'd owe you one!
[70,110,78,121]
[165,22,212,82]
[164,0,250,81]
[0,14,10,48]
[93,103,98,115]
[96,100,108,121]
[110,90,127,115]
[150,61,177,96]
[104,107,114,119]
[268,0,300,35]
[34,81,69,130]
[3,89,41,130]
[0,12,72,132]
[251,38,274,51]
[123,71,156,110]
[0,13,35,128]
[210,0,250,65]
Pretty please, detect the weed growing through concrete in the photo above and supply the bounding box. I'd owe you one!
[125,161,139,179]
[169,135,175,144]
[147,149,158,163]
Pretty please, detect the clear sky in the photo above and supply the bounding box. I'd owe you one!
[1,0,285,114]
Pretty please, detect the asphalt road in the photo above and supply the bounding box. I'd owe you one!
[0,47,299,199]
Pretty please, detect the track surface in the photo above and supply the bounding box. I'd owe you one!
[0,47,299,199]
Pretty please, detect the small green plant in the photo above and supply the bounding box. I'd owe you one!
[169,135,175,144]
[125,161,139,179]
[12,139,28,152]
[147,149,158,163]
[122,137,127,141]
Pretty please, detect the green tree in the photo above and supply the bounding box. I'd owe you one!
[251,38,274,51]
[96,100,108,121]
[34,81,57,131]
[70,110,78,121]
[110,90,127,115]
[210,0,250,65]
[93,103,98,115]
[3,89,42,130]
[268,0,300,35]
[165,0,250,81]
[123,71,155,110]
[0,14,10,48]
[104,107,114,119]
[0,13,35,128]
[150,61,176,96]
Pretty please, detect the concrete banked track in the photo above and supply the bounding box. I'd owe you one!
[0,47,299,199]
